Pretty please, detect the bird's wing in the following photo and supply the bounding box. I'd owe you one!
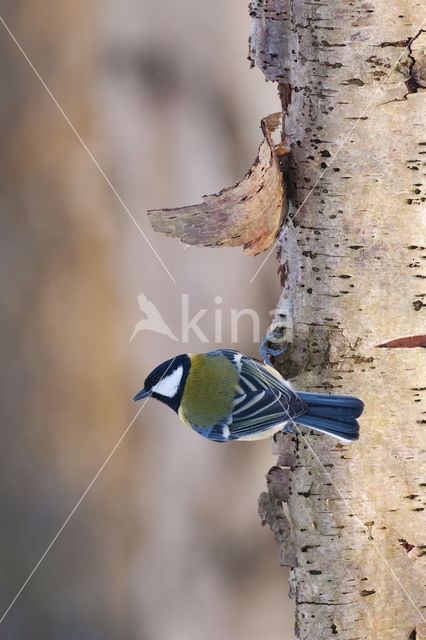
[190,386,306,442]
[229,388,307,439]
[217,349,302,399]
[191,350,307,442]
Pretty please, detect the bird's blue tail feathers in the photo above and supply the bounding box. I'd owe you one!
[295,392,364,442]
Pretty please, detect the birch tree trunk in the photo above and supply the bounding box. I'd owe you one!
[251,2,426,639]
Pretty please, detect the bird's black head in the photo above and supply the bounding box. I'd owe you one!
[133,354,190,412]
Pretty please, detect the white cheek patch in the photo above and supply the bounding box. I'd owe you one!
[152,366,183,398]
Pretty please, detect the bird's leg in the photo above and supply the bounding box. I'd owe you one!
[259,331,288,366]
[281,422,297,435]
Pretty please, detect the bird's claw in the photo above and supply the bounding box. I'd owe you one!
[281,422,297,435]
[259,331,288,366]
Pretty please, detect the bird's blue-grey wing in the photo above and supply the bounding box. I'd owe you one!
[217,350,306,411]
[199,350,308,441]
[190,386,306,442]
[229,388,306,438]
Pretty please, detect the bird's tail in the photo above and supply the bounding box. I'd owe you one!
[295,392,364,442]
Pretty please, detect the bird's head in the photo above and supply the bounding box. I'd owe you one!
[133,354,190,412]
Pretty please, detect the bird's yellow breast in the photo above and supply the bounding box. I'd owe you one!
[180,353,239,428]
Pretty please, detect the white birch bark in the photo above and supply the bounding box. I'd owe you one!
[252,2,426,638]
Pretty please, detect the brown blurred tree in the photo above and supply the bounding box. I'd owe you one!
[0,3,136,637]
[250,1,426,639]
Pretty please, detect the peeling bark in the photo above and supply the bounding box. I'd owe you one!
[376,334,426,348]
[148,113,287,255]
[252,2,426,639]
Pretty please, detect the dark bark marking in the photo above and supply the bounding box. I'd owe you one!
[376,335,426,348]
[398,538,415,553]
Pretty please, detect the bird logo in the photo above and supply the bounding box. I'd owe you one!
[129,293,178,343]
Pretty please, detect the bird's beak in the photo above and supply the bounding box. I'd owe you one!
[133,389,151,401]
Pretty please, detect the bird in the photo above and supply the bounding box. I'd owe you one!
[133,349,364,443]
[129,294,178,343]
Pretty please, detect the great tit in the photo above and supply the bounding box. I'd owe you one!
[133,349,364,443]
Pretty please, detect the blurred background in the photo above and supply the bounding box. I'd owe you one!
[0,1,296,638]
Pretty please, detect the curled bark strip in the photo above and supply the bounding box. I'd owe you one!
[376,335,426,348]
[148,113,286,256]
